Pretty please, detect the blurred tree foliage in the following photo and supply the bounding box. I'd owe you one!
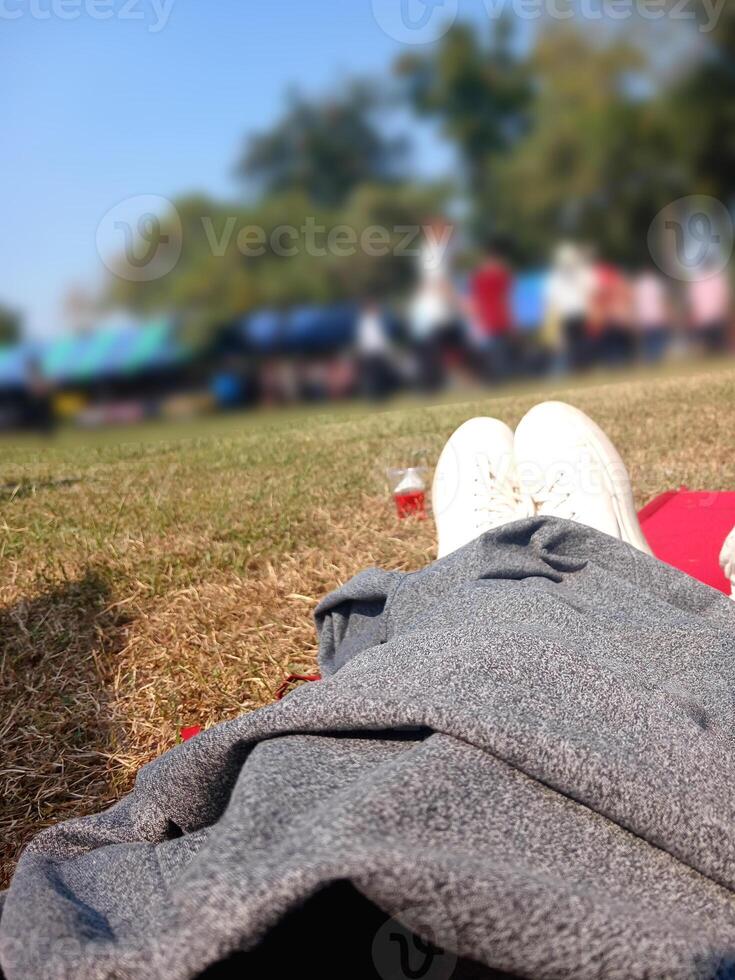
[396,19,532,238]
[397,21,694,262]
[236,83,409,207]
[670,2,735,205]
[491,28,686,263]
[108,184,447,343]
[110,14,734,331]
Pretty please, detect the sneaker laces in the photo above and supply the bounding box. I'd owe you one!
[533,471,576,520]
[472,457,532,532]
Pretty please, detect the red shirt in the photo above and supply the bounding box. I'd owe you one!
[592,263,630,335]
[470,261,513,336]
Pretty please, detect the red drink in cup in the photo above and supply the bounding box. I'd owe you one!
[395,487,426,519]
[392,467,427,520]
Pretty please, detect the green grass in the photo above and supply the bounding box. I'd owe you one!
[3,360,735,885]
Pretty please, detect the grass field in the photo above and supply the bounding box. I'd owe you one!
[2,362,735,887]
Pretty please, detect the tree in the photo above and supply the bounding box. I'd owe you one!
[492,28,684,263]
[236,83,408,208]
[107,185,448,335]
[0,304,21,346]
[669,3,735,207]
[395,19,531,231]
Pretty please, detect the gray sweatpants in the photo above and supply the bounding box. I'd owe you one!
[3,517,735,980]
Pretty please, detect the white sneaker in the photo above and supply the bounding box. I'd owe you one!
[719,526,735,600]
[433,417,534,559]
[514,401,653,555]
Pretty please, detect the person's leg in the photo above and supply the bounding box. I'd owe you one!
[495,334,513,379]
[413,339,432,392]
[564,315,588,371]
[642,327,668,363]
[422,335,444,391]
[599,321,625,367]
[619,326,635,364]
[7,405,735,980]
[481,336,499,382]
[563,316,578,369]
[658,325,672,360]
[360,354,391,401]
[704,320,727,355]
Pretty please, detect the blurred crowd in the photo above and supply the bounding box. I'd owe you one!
[2,231,733,432]
[348,234,735,403]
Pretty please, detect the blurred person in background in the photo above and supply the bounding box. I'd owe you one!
[511,269,550,376]
[633,267,673,364]
[355,299,396,402]
[592,261,634,367]
[210,358,256,412]
[261,358,300,407]
[687,259,733,355]
[545,243,595,371]
[300,360,329,403]
[324,354,356,402]
[24,355,55,435]
[408,219,460,393]
[468,240,514,382]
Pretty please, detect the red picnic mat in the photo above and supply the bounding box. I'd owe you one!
[639,490,735,595]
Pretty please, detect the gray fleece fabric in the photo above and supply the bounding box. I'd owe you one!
[4,516,735,980]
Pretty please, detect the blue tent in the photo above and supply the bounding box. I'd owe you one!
[243,310,285,353]
[242,306,357,355]
[115,318,184,374]
[284,306,356,352]
[39,318,185,384]
[40,335,82,383]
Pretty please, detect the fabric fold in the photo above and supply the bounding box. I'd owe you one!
[3,517,735,979]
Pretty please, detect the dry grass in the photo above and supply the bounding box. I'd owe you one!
[3,362,735,886]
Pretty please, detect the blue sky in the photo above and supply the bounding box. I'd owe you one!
[0,1,697,339]
[2,0,493,339]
